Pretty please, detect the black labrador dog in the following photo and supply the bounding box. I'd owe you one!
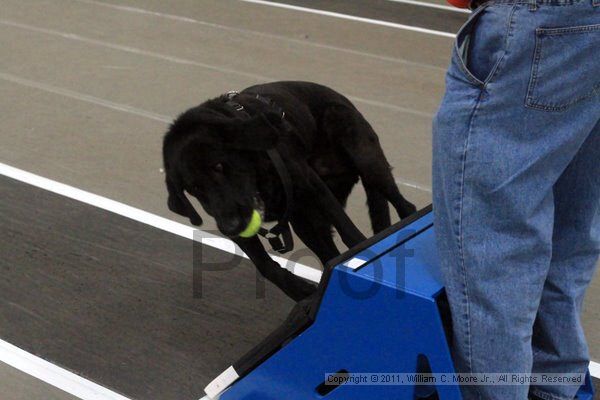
[163,81,416,301]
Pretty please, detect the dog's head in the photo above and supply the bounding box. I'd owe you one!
[163,101,282,237]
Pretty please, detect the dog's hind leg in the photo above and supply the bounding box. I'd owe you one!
[322,175,357,208]
[365,186,391,234]
[364,170,416,220]
[322,168,391,234]
[322,105,416,221]
[233,236,317,302]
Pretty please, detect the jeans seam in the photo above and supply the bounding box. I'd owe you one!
[491,0,590,4]
[527,84,600,112]
[526,29,544,109]
[457,90,486,400]
[537,23,600,35]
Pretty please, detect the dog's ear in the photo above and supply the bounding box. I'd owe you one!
[230,111,281,150]
[165,173,203,226]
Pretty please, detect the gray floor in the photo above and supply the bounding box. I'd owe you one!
[0,363,80,400]
[0,0,598,398]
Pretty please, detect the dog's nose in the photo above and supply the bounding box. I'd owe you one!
[217,218,242,237]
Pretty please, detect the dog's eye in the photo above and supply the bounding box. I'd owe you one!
[212,163,224,173]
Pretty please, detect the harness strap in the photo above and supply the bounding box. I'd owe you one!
[257,145,294,253]
[227,91,308,150]
[224,92,295,254]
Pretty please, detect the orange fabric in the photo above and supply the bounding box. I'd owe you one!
[447,0,471,8]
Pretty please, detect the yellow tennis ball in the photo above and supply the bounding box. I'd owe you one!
[239,209,262,238]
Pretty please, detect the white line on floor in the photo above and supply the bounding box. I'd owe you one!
[0,19,270,82]
[386,0,471,13]
[72,0,448,72]
[235,0,457,38]
[0,162,323,283]
[0,71,171,123]
[395,179,432,193]
[350,97,434,118]
[590,360,600,380]
[0,339,132,400]
[0,19,435,118]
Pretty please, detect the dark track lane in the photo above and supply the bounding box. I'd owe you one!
[0,175,295,400]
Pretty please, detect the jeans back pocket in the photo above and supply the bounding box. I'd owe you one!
[526,24,600,112]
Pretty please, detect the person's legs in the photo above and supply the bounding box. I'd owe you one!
[530,122,600,400]
[432,1,600,398]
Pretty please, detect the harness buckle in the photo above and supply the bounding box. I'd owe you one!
[258,225,293,254]
[263,231,279,240]
[268,236,286,253]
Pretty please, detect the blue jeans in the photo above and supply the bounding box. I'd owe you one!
[432,0,600,399]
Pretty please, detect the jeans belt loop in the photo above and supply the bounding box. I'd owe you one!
[529,0,538,12]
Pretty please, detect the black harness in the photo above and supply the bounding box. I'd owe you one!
[224,91,295,254]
